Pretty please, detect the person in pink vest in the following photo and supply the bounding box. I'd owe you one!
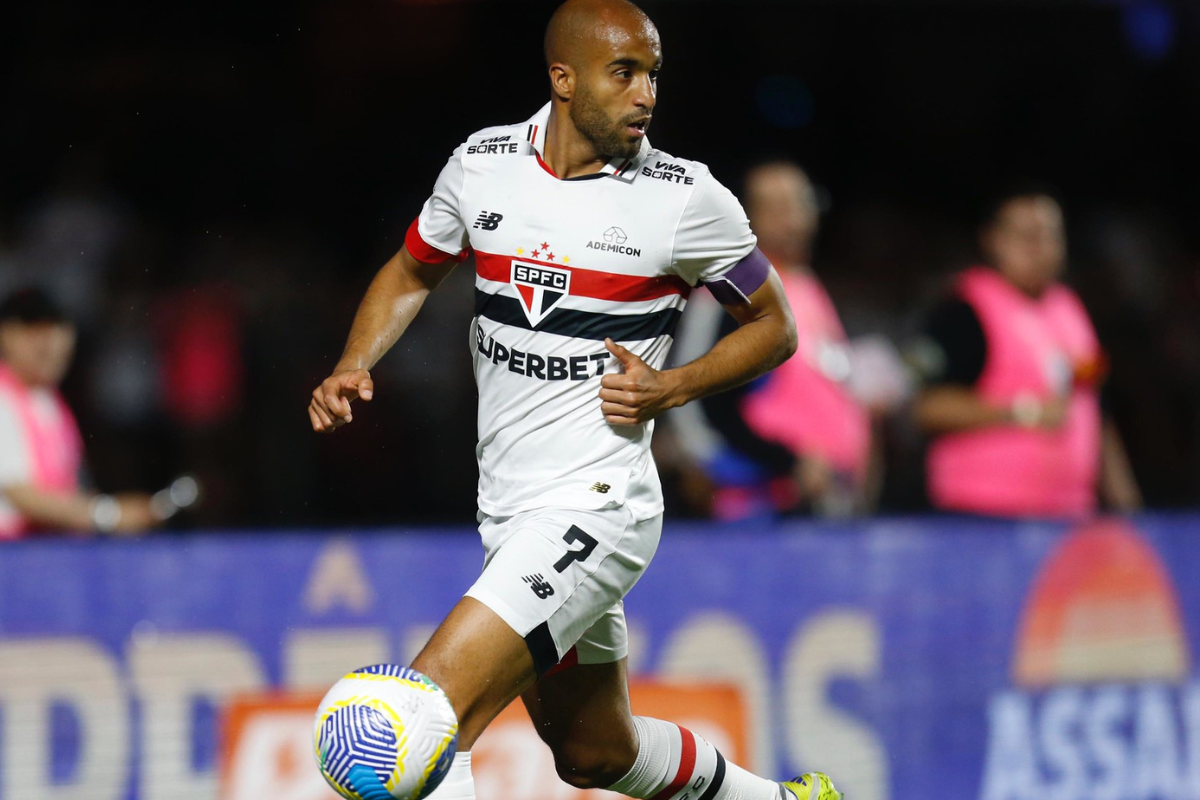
[0,287,159,538]
[915,188,1142,518]
[683,161,873,518]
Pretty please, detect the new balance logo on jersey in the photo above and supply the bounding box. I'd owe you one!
[590,482,611,494]
[512,262,570,326]
[474,211,504,231]
[523,574,554,599]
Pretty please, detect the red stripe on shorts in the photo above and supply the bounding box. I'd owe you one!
[543,646,579,678]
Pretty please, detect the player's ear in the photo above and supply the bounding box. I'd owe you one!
[548,62,575,100]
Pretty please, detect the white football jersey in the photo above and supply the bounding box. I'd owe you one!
[406,103,757,519]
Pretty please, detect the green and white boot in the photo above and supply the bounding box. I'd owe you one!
[780,772,842,800]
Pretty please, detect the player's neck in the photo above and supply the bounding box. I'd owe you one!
[542,111,608,180]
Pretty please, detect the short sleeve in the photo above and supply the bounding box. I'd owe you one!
[0,394,31,488]
[406,146,469,264]
[671,175,757,287]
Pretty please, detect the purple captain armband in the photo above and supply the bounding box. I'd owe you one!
[702,247,771,305]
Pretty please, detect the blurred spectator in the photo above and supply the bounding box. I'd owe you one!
[667,161,874,518]
[20,153,130,327]
[0,287,160,537]
[912,188,1142,517]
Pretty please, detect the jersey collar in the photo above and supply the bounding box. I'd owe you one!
[523,102,649,181]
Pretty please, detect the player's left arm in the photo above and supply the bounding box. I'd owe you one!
[600,269,796,426]
[601,170,796,426]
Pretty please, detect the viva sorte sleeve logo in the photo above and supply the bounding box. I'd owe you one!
[511,240,571,327]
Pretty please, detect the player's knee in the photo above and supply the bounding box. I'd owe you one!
[551,737,638,789]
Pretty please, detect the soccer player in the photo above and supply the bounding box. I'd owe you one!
[308,2,842,799]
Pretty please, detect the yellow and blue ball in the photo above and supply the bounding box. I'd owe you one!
[314,665,459,800]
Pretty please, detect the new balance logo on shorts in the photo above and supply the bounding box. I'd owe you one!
[474,211,503,230]
[523,573,554,599]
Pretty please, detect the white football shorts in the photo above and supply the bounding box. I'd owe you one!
[465,505,662,675]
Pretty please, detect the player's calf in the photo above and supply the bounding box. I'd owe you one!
[521,659,641,789]
[549,733,640,790]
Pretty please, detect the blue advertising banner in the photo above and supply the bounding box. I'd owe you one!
[1,514,1199,800]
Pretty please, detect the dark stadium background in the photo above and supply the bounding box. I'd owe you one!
[2,0,1197,526]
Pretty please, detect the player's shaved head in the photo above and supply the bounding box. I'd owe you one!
[542,0,661,164]
[544,0,657,69]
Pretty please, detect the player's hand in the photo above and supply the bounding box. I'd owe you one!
[310,369,374,433]
[599,338,676,426]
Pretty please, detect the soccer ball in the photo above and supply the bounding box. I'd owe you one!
[314,665,459,800]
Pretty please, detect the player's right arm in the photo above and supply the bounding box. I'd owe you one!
[309,246,456,432]
[311,142,470,433]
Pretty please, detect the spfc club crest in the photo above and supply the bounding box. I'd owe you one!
[511,261,571,327]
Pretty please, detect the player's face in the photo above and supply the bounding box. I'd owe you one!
[571,24,661,161]
[983,196,1066,297]
[0,321,76,387]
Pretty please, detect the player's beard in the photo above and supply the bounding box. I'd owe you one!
[571,85,644,161]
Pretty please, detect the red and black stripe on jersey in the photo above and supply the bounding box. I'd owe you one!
[473,250,689,341]
[474,290,684,341]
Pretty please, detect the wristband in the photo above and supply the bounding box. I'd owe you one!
[89,494,121,532]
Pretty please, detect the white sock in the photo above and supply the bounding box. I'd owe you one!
[607,716,781,800]
[424,751,475,800]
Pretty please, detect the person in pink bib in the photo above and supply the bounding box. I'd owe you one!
[915,187,1142,518]
[0,287,160,538]
[671,161,873,518]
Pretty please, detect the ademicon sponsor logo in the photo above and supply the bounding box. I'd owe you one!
[586,226,640,258]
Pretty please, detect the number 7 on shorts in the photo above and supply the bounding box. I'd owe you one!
[553,526,598,573]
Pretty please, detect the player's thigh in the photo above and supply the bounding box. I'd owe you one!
[410,596,537,751]
[467,507,660,676]
[522,658,638,784]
